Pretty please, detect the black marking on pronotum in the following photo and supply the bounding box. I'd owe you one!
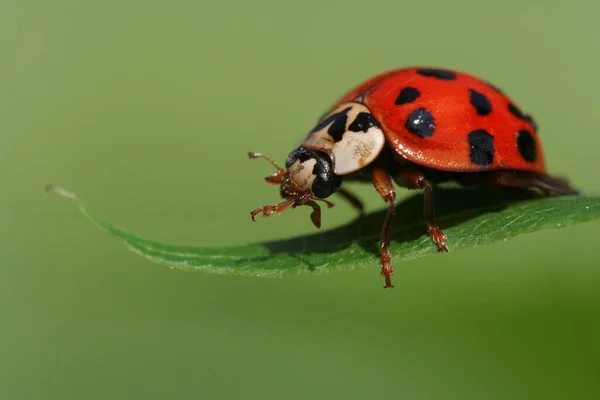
[516,130,537,162]
[468,89,492,116]
[310,107,351,134]
[348,112,379,133]
[405,108,435,138]
[315,108,333,124]
[327,112,348,142]
[468,129,495,165]
[395,87,421,105]
[416,68,457,80]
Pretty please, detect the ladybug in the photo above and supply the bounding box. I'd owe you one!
[249,67,578,288]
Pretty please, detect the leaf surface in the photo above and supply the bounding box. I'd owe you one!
[46,186,600,277]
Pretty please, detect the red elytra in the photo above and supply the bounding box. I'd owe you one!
[249,67,578,288]
[334,68,545,174]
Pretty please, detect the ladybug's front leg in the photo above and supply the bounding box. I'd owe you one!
[396,169,449,252]
[250,199,296,221]
[370,168,397,288]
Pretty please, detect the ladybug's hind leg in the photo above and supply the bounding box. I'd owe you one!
[370,168,397,288]
[395,169,449,252]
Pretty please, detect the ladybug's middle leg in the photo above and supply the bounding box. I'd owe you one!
[336,187,364,215]
[395,169,449,252]
[370,168,397,288]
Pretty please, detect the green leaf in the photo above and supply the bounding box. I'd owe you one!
[45,185,600,278]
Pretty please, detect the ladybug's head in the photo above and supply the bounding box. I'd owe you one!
[248,147,341,228]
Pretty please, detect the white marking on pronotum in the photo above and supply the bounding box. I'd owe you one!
[302,102,386,175]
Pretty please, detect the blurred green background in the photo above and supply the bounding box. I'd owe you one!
[2,0,600,398]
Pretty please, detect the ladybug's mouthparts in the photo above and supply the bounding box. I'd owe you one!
[247,152,334,229]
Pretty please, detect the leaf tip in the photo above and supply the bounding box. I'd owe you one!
[44,184,78,201]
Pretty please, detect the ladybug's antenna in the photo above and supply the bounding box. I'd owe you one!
[248,152,284,171]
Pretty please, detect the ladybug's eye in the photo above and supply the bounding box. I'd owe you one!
[311,153,342,198]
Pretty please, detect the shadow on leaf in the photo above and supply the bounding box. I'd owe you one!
[258,186,541,271]
[46,183,598,277]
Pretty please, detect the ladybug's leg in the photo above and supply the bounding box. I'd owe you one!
[305,199,326,229]
[395,169,449,252]
[251,199,296,221]
[370,168,396,288]
[336,187,364,215]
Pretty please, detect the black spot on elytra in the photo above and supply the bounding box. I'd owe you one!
[516,130,537,162]
[508,102,538,131]
[486,81,504,94]
[310,107,351,134]
[508,102,525,119]
[468,89,492,116]
[348,112,379,133]
[405,108,435,138]
[395,87,420,105]
[524,114,538,131]
[468,130,495,165]
[417,68,457,80]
